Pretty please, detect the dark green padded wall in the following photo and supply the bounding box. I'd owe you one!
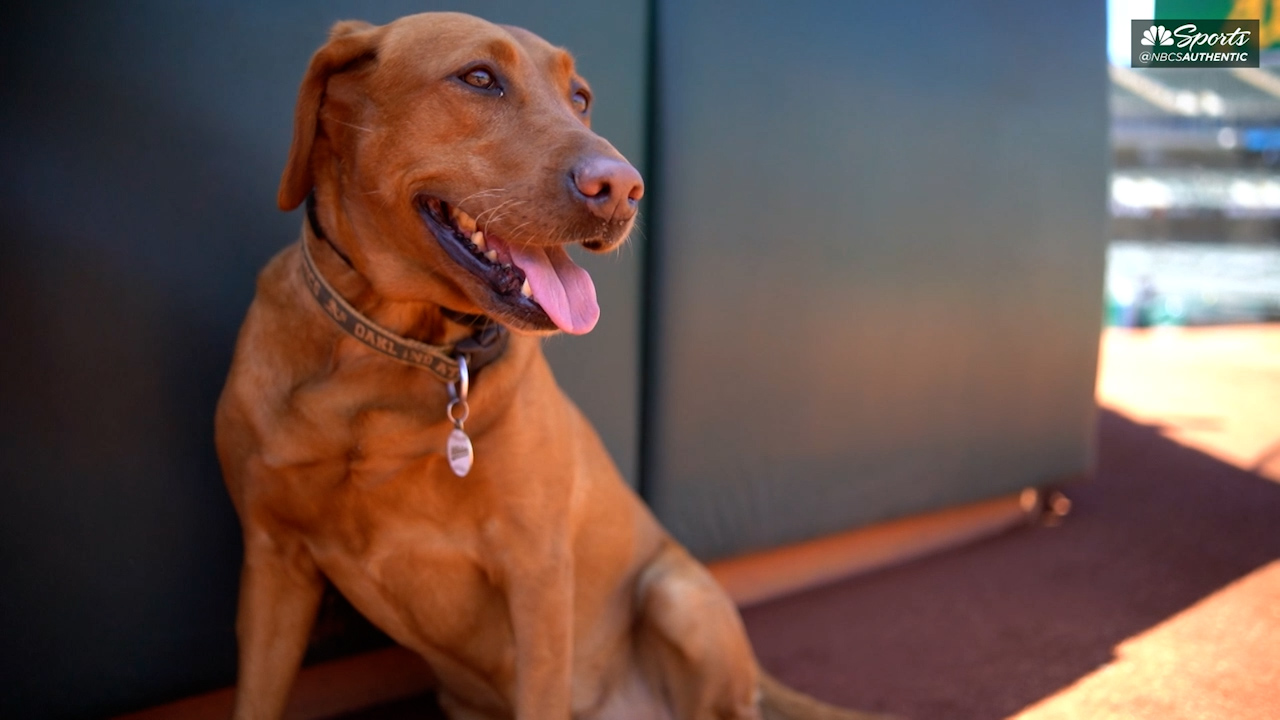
[0,0,1109,715]
[0,2,645,716]
[645,0,1109,560]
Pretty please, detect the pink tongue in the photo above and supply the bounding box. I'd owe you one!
[507,244,599,334]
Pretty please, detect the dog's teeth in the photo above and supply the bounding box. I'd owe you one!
[520,278,532,298]
[455,209,476,234]
[485,250,498,262]
[472,230,487,252]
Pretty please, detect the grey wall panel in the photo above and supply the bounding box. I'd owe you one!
[647,0,1108,560]
[0,2,645,716]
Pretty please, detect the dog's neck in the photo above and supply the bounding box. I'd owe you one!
[302,192,482,350]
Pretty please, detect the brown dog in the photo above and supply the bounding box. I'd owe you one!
[217,12,889,720]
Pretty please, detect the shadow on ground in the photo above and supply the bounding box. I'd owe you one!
[744,407,1280,719]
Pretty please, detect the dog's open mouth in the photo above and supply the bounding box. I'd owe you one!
[418,196,599,334]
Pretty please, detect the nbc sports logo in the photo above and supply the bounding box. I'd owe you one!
[1130,18,1258,68]
[1141,25,1174,46]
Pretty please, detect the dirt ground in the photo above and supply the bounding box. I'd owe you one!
[1010,326,1280,719]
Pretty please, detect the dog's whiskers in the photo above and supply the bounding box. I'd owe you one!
[454,189,509,221]
[479,198,521,221]
[476,199,525,234]
[455,187,507,210]
[506,219,537,246]
[327,116,374,134]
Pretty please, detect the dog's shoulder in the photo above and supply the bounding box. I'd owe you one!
[217,243,328,446]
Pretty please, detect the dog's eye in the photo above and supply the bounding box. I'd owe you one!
[571,90,590,114]
[461,67,500,92]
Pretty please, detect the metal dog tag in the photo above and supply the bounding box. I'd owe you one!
[444,355,474,477]
[447,427,474,477]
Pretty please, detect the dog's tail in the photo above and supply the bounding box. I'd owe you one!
[759,672,904,720]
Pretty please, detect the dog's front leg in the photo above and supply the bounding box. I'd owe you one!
[507,551,574,719]
[231,531,325,720]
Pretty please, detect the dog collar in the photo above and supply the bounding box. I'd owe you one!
[299,196,508,384]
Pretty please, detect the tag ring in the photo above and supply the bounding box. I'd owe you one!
[446,398,470,425]
[447,355,470,403]
[446,355,470,428]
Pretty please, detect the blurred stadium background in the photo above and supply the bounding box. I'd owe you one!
[1108,0,1280,325]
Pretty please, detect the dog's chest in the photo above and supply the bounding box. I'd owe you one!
[347,403,449,468]
[248,360,591,692]
[264,365,449,468]
[286,435,517,674]
[269,380,523,638]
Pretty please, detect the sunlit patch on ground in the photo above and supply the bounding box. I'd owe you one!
[1011,561,1280,720]
[1096,325,1280,483]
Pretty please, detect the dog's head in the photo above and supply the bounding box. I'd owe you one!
[279,12,642,335]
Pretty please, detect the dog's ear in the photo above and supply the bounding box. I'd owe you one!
[278,20,384,211]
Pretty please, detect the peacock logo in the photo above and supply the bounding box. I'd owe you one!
[1141,25,1175,46]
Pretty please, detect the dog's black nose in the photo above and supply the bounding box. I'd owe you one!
[571,157,644,222]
